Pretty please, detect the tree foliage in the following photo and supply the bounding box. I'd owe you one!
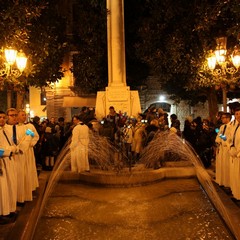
[134,0,240,104]
[70,1,108,94]
[0,0,46,89]
[27,0,68,88]
[0,0,46,48]
[124,0,150,88]
[0,0,68,90]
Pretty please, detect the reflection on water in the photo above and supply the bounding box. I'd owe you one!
[34,178,232,240]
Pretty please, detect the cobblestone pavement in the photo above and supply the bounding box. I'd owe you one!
[0,205,23,240]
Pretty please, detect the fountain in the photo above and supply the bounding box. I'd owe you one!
[6,0,239,238]
[12,130,239,240]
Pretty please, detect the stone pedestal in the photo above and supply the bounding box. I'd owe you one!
[95,86,141,119]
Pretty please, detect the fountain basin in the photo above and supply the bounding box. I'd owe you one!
[4,162,240,240]
[35,171,234,240]
[61,164,196,187]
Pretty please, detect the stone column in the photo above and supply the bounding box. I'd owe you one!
[95,0,141,119]
[107,0,126,87]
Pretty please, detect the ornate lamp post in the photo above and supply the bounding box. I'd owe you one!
[207,36,240,112]
[0,48,27,108]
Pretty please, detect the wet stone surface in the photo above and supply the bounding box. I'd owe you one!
[0,206,23,240]
[34,178,233,240]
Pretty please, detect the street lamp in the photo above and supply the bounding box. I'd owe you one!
[0,48,27,79]
[207,36,240,112]
[0,48,27,108]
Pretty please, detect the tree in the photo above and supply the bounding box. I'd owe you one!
[0,1,46,48]
[27,1,68,88]
[134,0,240,121]
[70,1,108,94]
[0,1,47,109]
[124,0,150,88]
[0,1,68,109]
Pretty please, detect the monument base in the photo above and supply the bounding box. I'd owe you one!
[95,86,141,120]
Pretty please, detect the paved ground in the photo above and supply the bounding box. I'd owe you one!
[0,171,50,240]
[1,164,240,240]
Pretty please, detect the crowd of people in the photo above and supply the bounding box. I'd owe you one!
[31,116,70,170]
[1,104,240,224]
[98,106,217,165]
[0,109,78,224]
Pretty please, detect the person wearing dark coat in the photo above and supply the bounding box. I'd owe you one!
[144,119,159,146]
[194,119,216,168]
[183,116,195,145]
[42,127,59,170]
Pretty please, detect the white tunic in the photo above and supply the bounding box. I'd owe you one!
[0,156,10,215]
[5,123,39,203]
[215,122,232,187]
[228,121,240,200]
[15,123,30,203]
[70,124,89,173]
[0,126,17,215]
[25,123,39,193]
[132,123,145,154]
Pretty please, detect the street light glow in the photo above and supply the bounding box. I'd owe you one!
[16,51,27,72]
[0,48,27,78]
[207,52,217,70]
[4,48,17,65]
[0,48,28,109]
[159,95,165,102]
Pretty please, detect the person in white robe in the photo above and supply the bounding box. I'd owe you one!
[17,110,39,201]
[5,108,30,204]
[215,112,232,187]
[132,115,146,162]
[228,108,240,200]
[26,122,39,192]
[0,110,18,219]
[121,122,133,159]
[70,115,90,173]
